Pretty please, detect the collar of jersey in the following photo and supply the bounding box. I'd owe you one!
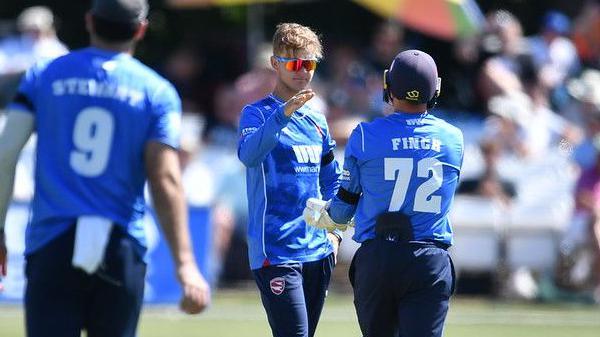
[392,111,429,119]
[85,46,132,59]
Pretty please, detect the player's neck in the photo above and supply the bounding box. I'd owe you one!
[90,36,135,55]
[272,81,302,102]
[392,99,427,114]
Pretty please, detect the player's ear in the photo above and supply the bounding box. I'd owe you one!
[388,91,398,105]
[133,20,148,41]
[270,56,278,71]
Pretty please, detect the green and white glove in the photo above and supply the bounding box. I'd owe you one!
[303,198,354,232]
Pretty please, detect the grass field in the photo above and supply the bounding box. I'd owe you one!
[1,291,599,337]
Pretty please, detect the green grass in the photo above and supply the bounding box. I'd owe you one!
[1,291,599,337]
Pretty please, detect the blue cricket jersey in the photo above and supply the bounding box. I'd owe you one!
[238,94,341,270]
[329,111,464,245]
[9,47,181,256]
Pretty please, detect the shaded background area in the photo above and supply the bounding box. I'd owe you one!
[0,0,590,113]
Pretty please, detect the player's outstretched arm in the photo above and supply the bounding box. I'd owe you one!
[238,90,314,167]
[0,110,34,286]
[145,141,210,314]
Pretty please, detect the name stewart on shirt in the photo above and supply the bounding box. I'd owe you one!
[52,78,144,106]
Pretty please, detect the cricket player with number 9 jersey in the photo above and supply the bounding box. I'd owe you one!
[238,23,342,337]
[305,49,464,337]
[0,1,209,336]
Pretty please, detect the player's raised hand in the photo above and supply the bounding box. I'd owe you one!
[283,89,314,117]
[177,261,211,314]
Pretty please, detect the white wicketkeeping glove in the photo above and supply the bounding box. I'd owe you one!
[303,198,354,232]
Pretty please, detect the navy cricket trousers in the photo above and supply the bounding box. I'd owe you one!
[25,225,146,337]
[253,253,335,337]
[349,239,455,337]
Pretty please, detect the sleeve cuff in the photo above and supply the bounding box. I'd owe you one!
[275,106,291,126]
[147,138,179,150]
[331,229,343,243]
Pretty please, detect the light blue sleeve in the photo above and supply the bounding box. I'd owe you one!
[148,82,182,149]
[328,125,363,224]
[237,104,291,168]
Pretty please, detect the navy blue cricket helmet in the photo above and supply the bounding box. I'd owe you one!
[383,49,441,109]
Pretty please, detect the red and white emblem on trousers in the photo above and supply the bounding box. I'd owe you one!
[269,277,286,295]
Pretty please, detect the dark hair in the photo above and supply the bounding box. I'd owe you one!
[92,14,139,42]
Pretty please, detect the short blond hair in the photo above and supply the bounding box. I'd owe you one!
[272,23,323,60]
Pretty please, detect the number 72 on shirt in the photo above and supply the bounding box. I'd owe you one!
[384,157,443,214]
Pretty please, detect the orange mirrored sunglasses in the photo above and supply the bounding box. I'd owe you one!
[275,56,318,72]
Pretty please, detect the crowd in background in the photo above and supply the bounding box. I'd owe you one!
[1,1,600,302]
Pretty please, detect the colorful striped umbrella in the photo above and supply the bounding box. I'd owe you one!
[353,0,485,40]
[167,0,281,7]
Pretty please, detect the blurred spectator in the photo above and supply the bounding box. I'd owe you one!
[324,22,406,120]
[457,140,517,208]
[442,35,485,113]
[528,11,579,88]
[212,157,251,285]
[478,10,533,102]
[564,69,600,125]
[527,11,580,110]
[324,45,372,119]
[204,84,240,151]
[483,92,531,158]
[179,113,236,285]
[197,80,251,284]
[572,0,600,69]
[484,87,579,160]
[329,115,366,166]
[557,136,600,301]
[362,22,408,118]
[163,45,206,113]
[234,42,276,108]
[179,113,206,173]
[363,21,405,73]
[566,70,600,170]
[522,66,582,157]
[0,6,67,107]
[0,6,67,75]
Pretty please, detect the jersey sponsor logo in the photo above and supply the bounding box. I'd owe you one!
[341,169,351,181]
[294,166,320,173]
[269,277,286,295]
[241,127,258,137]
[391,137,441,152]
[292,145,322,164]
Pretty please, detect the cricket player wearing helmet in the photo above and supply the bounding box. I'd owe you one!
[305,49,464,337]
